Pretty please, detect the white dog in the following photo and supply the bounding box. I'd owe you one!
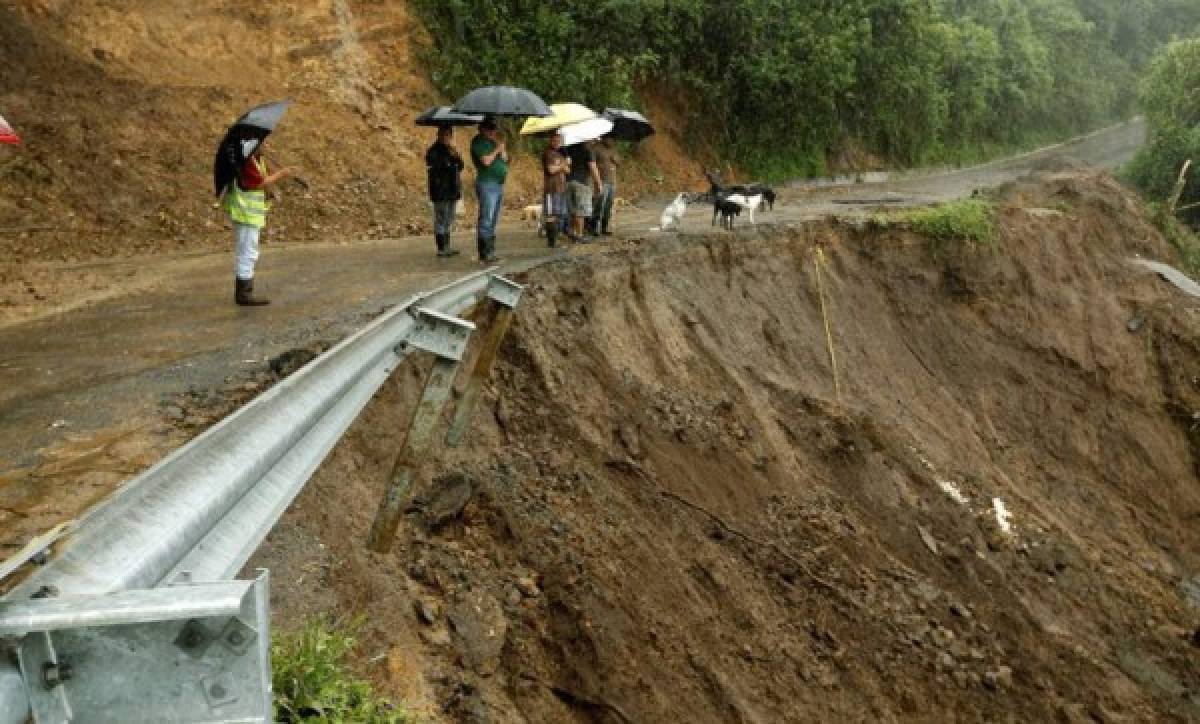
[658,192,690,231]
[520,204,542,224]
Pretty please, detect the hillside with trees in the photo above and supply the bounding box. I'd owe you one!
[414,0,1200,177]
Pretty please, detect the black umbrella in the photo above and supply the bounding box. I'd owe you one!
[602,108,655,142]
[415,105,485,127]
[452,86,551,117]
[213,100,290,197]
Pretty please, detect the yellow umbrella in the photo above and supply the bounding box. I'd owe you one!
[519,103,597,136]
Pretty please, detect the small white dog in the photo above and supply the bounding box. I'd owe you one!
[520,204,542,224]
[658,192,690,231]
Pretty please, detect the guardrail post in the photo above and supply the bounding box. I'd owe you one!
[445,275,524,448]
[367,308,475,553]
[0,573,272,722]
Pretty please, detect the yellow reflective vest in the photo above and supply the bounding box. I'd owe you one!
[222,157,269,228]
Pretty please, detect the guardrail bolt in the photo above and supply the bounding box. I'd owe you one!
[43,661,72,689]
[227,630,244,646]
[209,682,227,700]
[30,585,58,599]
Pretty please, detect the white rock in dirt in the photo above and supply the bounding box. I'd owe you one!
[992,498,1014,535]
[983,665,1013,691]
[938,479,969,505]
[515,576,540,598]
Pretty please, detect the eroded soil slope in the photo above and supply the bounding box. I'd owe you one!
[251,172,1200,721]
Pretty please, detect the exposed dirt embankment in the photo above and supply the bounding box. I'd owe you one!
[251,172,1200,721]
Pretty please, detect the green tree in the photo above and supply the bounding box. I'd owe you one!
[410,0,1199,178]
[1127,38,1200,226]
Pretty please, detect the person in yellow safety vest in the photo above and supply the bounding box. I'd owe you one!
[221,141,297,305]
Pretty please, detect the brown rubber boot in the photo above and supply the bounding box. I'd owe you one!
[235,278,270,306]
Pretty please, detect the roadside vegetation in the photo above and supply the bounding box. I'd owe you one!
[1124,35,1200,273]
[900,199,996,245]
[412,0,1200,178]
[873,199,997,256]
[272,618,411,723]
[1126,38,1200,225]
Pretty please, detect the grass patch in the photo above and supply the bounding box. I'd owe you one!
[1148,202,1200,277]
[272,618,410,724]
[892,199,996,245]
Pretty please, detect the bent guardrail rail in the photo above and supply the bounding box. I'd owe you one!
[0,269,521,723]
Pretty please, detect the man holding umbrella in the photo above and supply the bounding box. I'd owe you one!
[223,141,297,305]
[470,118,508,263]
[214,100,297,306]
[454,86,553,262]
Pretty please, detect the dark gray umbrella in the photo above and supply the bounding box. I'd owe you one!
[213,100,290,196]
[415,105,485,127]
[452,86,551,117]
[602,108,655,142]
[235,100,291,132]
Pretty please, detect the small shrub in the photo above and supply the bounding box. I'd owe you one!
[1148,201,1200,276]
[272,618,410,724]
[898,199,996,245]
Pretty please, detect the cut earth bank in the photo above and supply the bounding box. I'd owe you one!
[249,171,1200,722]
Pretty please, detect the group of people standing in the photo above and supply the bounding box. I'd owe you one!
[543,131,619,246]
[217,116,620,307]
[424,118,619,261]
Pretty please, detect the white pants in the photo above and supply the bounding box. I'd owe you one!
[233,223,261,280]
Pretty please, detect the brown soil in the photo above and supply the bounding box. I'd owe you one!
[246,172,1200,722]
[0,1,703,265]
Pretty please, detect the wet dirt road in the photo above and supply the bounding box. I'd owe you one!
[0,119,1144,535]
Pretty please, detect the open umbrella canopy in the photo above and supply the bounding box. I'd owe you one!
[213,100,291,197]
[453,86,551,118]
[559,117,615,147]
[519,103,597,136]
[0,113,19,145]
[234,99,291,133]
[602,108,655,142]
[416,105,485,127]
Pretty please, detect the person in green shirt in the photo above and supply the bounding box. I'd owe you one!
[470,117,508,263]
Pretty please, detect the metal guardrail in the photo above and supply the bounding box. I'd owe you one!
[0,268,520,723]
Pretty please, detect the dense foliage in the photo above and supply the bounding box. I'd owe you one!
[1126,38,1200,229]
[412,0,1200,178]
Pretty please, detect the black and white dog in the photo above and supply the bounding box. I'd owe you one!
[700,168,777,219]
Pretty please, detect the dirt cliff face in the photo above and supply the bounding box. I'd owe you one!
[0,1,701,264]
[247,171,1200,721]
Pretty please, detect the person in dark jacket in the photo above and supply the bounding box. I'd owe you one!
[426,125,465,257]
